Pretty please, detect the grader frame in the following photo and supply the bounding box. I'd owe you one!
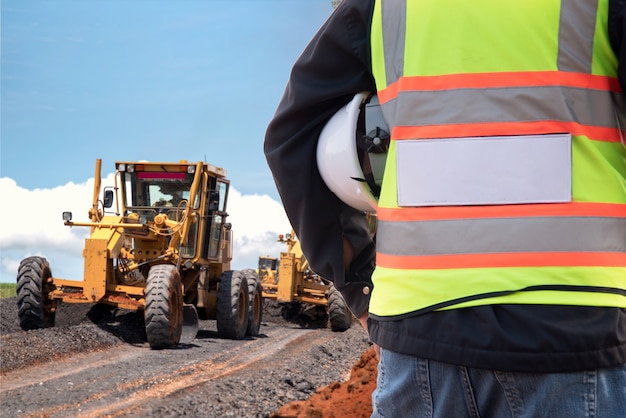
[16,159,263,349]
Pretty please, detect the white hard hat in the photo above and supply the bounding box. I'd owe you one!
[317,92,389,213]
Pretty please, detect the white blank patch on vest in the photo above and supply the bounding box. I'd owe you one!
[396,133,572,207]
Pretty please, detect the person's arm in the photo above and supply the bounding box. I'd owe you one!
[264,0,376,317]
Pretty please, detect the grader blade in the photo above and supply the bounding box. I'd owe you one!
[181,304,199,344]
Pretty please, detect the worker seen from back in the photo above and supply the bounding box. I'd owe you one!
[264,0,625,417]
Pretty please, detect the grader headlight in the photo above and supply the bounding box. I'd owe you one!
[62,212,72,221]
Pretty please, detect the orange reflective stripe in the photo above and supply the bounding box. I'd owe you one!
[378,72,622,103]
[377,82,399,104]
[392,121,623,143]
[376,252,626,270]
[377,202,626,221]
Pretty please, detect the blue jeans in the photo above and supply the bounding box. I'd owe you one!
[372,348,626,418]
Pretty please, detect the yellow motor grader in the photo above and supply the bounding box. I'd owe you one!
[258,230,353,332]
[16,159,263,349]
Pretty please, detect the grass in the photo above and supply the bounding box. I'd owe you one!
[0,283,16,299]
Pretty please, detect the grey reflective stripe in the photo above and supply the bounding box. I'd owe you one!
[557,0,598,73]
[377,217,626,256]
[393,86,618,129]
[380,0,406,88]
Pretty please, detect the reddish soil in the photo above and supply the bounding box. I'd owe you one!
[271,347,378,418]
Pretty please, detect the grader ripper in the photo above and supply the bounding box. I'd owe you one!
[16,159,263,349]
[259,231,353,332]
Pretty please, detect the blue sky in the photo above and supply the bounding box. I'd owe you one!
[2,0,334,197]
[0,0,337,282]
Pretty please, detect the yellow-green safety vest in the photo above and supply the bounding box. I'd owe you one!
[369,0,626,319]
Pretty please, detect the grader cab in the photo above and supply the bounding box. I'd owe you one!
[16,159,263,349]
[259,231,353,332]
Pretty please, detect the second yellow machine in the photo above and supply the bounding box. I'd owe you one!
[258,231,353,332]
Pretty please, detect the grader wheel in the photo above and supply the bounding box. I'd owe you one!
[216,270,249,340]
[16,256,56,330]
[242,269,263,337]
[144,264,184,349]
[327,282,352,332]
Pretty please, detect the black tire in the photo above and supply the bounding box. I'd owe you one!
[216,270,249,340]
[327,283,352,332]
[16,256,55,330]
[144,264,184,349]
[242,269,263,337]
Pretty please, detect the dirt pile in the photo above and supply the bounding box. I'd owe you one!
[271,348,378,418]
[1,298,146,373]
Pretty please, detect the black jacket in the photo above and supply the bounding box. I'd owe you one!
[264,0,626,372]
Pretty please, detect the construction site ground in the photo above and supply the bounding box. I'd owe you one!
[1,297,377,418]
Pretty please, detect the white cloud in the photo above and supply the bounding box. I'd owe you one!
[0,174,291,283]
[227,189,294,261]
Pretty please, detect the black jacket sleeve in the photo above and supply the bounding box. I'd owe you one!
[263,0,377,317]
[609,0,626,91]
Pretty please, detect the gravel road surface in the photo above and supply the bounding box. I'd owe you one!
[0,297,373,418]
